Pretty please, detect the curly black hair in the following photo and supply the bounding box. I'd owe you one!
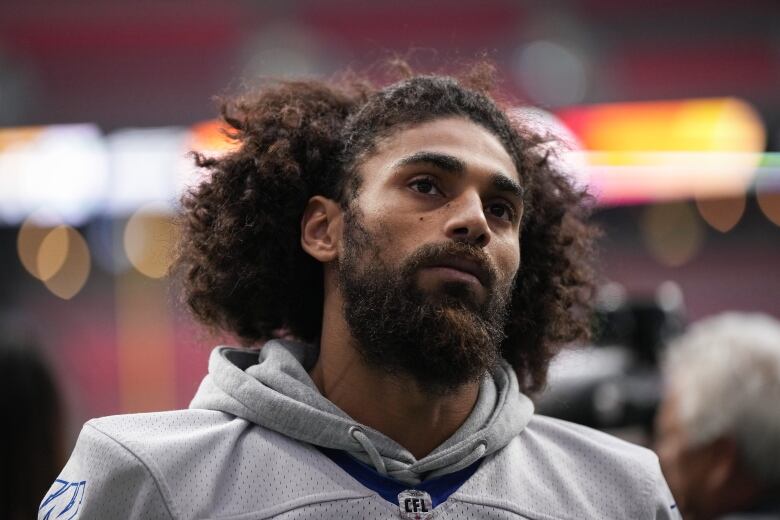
[176,65,598,394]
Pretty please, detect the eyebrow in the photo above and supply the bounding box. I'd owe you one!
[393,150,525,199]
[395,151,465,172]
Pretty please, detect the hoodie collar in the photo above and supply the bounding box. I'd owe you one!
[190,339,534,485]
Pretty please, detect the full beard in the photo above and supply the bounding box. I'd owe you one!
[337,210,513,396]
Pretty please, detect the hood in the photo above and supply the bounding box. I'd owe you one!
[190,339,534,485]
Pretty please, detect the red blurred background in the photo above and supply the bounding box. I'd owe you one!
[0,0,778,442]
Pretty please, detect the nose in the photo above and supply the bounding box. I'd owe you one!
[443,191,491,247]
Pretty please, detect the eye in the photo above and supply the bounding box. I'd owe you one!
[408,177,443,196]
[486,202,515,222]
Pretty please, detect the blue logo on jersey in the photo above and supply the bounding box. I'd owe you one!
[39,479,86,520]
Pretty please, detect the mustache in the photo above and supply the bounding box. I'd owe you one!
[401,241,499,289]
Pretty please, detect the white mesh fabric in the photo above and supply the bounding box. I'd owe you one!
[43,411,679,519]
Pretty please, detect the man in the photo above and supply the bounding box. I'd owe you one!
[655,312,780,520]
[41,70,678,519]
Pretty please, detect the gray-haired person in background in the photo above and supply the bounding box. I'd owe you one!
[655,312,780,520]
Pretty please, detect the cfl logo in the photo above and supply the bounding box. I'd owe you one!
[398,489,433,519]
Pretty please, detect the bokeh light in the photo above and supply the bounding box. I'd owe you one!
[756,167,780,227]
[695,195,745,233]
[41,226,91,300]
[558,98,765,153]
[514,40,588,107]
[188,120,236,156]
[107,128,188,216]
[583,151,761,206]
[757,192,780,227]
[640,201,704,267]
[0,125,108,225]
[655,280,684,313]
[36,225,70,281]
[17,211,59,279]
[0,127,45,224]
[597,281,627,312]
[239,23,329,81]
[124,203,177,279]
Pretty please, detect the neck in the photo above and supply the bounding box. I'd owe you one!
[309,289,479,459]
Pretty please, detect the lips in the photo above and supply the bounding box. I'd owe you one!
[424,255,491,287]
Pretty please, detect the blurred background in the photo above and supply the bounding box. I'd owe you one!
[0,0,778,449]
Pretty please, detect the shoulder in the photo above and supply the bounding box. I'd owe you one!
[44,410,369,519]
[86,408,240,456]
[454,415,680,520]
[523,414,661,468]
[39,412,187,519]
[84,409,312,489]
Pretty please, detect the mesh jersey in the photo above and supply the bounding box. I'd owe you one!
[40,409,679,519]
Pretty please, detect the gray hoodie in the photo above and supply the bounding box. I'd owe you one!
[42,339,681,518]
[189,338,535,485]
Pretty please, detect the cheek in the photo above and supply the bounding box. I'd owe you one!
[367,216,423,265]
[495,241,521,284]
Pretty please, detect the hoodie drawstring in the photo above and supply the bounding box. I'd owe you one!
[349,426,388,476]
[349,425,487,482]
[428,440,487,475]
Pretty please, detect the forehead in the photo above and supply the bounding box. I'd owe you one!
[362,117,520,183]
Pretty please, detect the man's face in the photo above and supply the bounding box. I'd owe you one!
[337,117,523,394]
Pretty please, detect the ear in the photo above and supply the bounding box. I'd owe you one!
[704,436,739,490]
[301,195,343,263]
